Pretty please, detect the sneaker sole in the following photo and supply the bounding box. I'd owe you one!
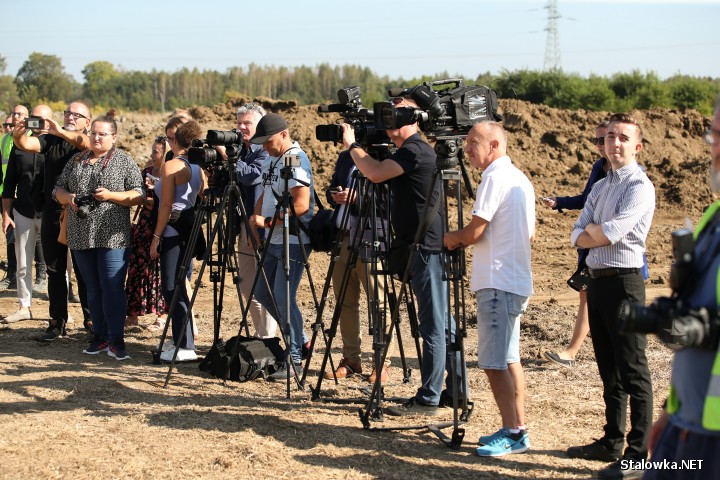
[83,348,108,355]
[107,351,131,361]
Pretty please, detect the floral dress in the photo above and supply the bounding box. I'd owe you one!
[125,166,167,316]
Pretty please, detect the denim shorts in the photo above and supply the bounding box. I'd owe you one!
[476,288,529,369]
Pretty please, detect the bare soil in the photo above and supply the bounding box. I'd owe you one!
[0,97,713,479]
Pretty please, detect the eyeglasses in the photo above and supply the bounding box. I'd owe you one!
[89,131,112,138]
[166,135,175,143]
[592,136,605,146]
[64,110,89,120]
[3,123,12,128]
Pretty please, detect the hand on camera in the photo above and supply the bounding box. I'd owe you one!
[539,196,556,208]
[340,123,356,149]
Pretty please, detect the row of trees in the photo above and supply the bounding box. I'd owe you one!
[2,52,719,116]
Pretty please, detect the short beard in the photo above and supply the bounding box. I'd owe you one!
[64,124,76,132]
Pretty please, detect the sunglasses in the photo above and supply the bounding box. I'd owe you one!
[592,136,605,146]
[3,123,12,128]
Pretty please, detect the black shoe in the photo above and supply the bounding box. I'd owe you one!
[385,397,439,417]
[597,458,645,479]
[83,339,110,355]
[567,438,622,462]
[40,325,67,342]
[107,342,131,361]
[438,389,468,408]
[267,363,301,381]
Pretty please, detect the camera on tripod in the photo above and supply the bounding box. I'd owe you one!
[74,193,99,219]
[316,86,392,148]
[188,130,244,189]
[619,228,720,350]
[375,78,502,139]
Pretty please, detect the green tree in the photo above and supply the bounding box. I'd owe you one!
[15,52,78,104]
[82,61,121,106]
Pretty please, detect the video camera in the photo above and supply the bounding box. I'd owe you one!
[619,228,720,350]
[316,86,392,151]
[374,78,501,139]
[188,130,244,189]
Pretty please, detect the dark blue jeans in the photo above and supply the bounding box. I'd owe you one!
[643,422,720,479]
[159,235,194,350]
[411,250,466,405]
[73,247,129,344]
[254,243,308,363]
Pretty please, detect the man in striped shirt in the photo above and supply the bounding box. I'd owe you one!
[567,113,655,480]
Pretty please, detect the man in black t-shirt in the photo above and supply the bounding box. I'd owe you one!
[13,101,92,341]
[340,98,466,416]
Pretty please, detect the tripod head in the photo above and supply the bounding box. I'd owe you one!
[434,136,474,199]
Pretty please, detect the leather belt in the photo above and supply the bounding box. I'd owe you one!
[588,267,640,279]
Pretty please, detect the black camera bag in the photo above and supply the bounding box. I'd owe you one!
[448,85,502,124]
[199,335,285,382]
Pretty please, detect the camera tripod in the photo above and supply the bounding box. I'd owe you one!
[358,136,474,450]
[155,157,299,397]
[303,167,422,402]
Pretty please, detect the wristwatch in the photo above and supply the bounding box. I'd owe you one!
[348,142,362,152]
[264,217,272,228]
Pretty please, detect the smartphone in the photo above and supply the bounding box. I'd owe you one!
[145,173,160,184]
[24,116,44,130]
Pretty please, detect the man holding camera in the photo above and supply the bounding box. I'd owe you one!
[231,103,278,339]
[340,97,465,416]
[641,95,720,480]
[0,104,50,324]
[568,113,655,479]
[0,105,29,290]
[13,101,92,341]
[249,113,314,380]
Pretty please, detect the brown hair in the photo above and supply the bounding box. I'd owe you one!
[608,112,643,141]
[92,109,118,134]
[174,120,203,149]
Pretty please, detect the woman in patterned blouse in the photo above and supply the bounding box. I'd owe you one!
[53,111,145,361]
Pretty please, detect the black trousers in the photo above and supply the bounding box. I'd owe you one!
[40,208,90,324]
[587,270,653,460]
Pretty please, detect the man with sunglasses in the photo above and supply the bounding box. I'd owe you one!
[0,105,30,290]
[567,113,655,479]
[13,101,93,341]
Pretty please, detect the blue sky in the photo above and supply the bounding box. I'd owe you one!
[4,0,719,82]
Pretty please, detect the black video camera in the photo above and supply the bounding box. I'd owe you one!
[316,86,392,150]
[619,228,720,350]
[74,193,99,219]
[375,79,502,139]
[188,129,244,189]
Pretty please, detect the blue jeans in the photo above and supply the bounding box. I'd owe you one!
[160,235,194,350]
[411,250,466,405]
[254,243,308,363]
[73,248,129,344]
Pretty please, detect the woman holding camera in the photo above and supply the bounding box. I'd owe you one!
[53,111,145,360]
[149,119,207,363]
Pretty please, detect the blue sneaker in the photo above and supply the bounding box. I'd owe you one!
[479,428,529,446]
[476,430,529,457]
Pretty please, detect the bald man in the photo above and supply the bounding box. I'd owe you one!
[444,121,535,457]
[13,101,92,341]
[0,105,51,323]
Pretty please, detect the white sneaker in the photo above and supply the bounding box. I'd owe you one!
[160,347,198,363]
[2,308,32,324]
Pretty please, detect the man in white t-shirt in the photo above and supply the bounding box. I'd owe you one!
[444,121,535,457]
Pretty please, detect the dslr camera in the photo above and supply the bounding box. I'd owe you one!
[74,193,99,219]
[316,86,392,154]
[188,129,243,189]
[619,228,720,350]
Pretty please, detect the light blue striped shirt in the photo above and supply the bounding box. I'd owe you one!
[570,161,655,269]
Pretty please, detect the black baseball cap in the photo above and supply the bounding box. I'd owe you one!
[250,113,288,144]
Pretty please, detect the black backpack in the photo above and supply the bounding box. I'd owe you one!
[300,190,339,253]
[199,335,285,382]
